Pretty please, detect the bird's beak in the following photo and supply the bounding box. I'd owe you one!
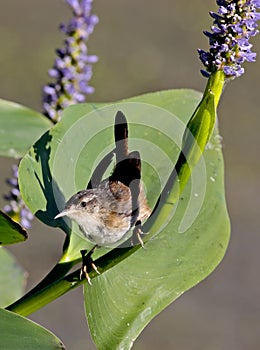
[54,210,69,219]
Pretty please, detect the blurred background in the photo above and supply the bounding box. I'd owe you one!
[0,0,260,349]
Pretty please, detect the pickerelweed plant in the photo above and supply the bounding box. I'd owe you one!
[3,0,98,230]
[42,0,98,122]
[0,1,259,349]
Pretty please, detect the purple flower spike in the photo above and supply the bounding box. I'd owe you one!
[42,0,98,122]
[198,0,260,78]
[3,164,33,229]
[3,1,99,227]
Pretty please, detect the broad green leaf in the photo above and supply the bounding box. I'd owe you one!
[0,210,28,245]
[19,89,202,261]
[18,89,230,349]
[0,308,65,349]
[84,133,229,350]
[0,98,52,158]
[0,247,26,307]
[82,92,229,350]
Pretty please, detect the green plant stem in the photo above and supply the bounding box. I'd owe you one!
[7,269,83,316]
[206,70,225,107]
[145,71,225,232]
[7,246,140,316]
[6,71,225,317]
[6,259,79,315]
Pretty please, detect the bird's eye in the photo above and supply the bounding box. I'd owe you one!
[81,201,87,208]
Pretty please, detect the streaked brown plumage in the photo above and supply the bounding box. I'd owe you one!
[56,178,150,246]
[55,111,150,281]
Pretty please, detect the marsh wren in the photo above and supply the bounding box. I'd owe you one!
[55,111,151,282]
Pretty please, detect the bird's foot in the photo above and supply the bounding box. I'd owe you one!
[80,246,100,285]
[131,220,146,248]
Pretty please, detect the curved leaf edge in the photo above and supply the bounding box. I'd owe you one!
[0,210,28,245]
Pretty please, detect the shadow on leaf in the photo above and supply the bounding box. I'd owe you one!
[32,131,69,234]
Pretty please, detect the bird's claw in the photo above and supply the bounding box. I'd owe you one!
[131,220,146,248]
[80,247,99,285]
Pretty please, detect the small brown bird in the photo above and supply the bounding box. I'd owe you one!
[55,111,151,282]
